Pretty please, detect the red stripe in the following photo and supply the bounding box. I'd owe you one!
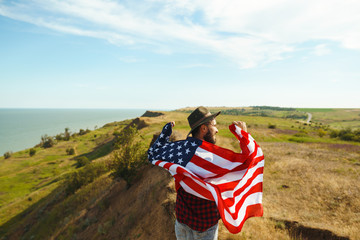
[200,141,248,163]
[191,154,230,175]
[175,163,206,183]
[209,159,252,180]
[215,182,262,233]
[223,203,263,234]
[221,167,263,207]
[163,162,173,170]
[225,182,263,219]
[181,177,214,200]
[222,167,263,206]
[217,180,239,193]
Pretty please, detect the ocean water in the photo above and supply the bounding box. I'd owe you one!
[0,109,146,154]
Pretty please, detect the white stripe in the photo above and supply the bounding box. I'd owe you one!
[247,141,255,155]
[166,162,210,191]
[228,174,263,213]
[180,181,209,200]
[233,160,264,193]
[205,182,219,205]
[186,161,218,178]
[224,192,263,227]
[255,147,264,158]
[234,125,243,138]
[191,176,209,189]
[248,134,255,142]
[156,161,168,168]
[205,169,247,185]
[195,147,243,170]
[220,160,264,201]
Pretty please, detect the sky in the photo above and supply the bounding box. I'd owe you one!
[1,0,360,109]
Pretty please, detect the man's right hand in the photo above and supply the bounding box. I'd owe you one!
[233,121,247,132]
[170,121,175,127]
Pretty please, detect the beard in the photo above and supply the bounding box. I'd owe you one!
[204,129,216,144]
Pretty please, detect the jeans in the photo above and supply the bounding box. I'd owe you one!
[175,220,219,240]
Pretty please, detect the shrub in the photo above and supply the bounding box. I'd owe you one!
[294,130,308,137]
[110,125,147,186]
[41,135,55,148]
[29,148,36,157]
[79,129,91,135]
[66,147,75,155]
[340,133,354,141]
[327,128,360,142]
[317,129,327,138]
[64,162,108,195]
[76,156,90,168]
[268,123,276,129]
[3,151,12,159]
[55,134,64,141]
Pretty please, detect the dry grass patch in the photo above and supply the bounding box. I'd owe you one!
[262,142,360,239]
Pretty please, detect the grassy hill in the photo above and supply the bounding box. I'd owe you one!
[0,108,359,239]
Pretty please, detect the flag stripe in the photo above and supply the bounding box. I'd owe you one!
[224,189,263,225]
[181,177,214,200]
[205,169,247,185]
[186,160,219,178]
[229,176,263,213]
[190,154,230,175]
[195,147,244,170]
[200,141,248,163]
[222,166,263,203]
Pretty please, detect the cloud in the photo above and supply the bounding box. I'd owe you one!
[313,44,331,56]
[1,0,360,68]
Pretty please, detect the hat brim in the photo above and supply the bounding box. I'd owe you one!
[187,111,221,137]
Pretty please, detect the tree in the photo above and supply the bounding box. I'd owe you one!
[3,151,12,159]
[317,129,327,138]
[75,156,90,168]
[64,127,70,141]
[41,135,54,148]
[66,147,75,155]
[110,125,147,186]
[29,148,36,157]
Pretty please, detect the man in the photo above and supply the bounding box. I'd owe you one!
[148,106,264,239]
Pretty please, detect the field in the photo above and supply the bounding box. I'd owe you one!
[0,108,359,239]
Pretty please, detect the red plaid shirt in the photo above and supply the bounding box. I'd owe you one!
[175,187,220,232]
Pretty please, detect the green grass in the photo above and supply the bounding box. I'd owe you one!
[297,108,335,112]
[0,121,123,226]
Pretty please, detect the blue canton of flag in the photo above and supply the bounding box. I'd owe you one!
[148,123,201,167]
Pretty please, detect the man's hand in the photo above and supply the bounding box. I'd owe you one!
[170,121,175,127]
[233,121,247,132]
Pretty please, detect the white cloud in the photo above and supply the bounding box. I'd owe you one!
[1,0,360,68]
[313,44,331,56]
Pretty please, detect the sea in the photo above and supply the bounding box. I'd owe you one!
[0,108,147,155]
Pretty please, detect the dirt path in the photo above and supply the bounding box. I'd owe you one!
[306,113,312,123]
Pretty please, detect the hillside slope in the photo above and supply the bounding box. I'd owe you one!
[59,166,176,240]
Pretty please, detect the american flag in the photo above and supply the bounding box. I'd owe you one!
[148,122,264,233]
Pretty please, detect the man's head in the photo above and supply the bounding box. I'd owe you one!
[187,106,220,144]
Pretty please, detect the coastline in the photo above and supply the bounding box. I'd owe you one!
[0,108,146,154]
